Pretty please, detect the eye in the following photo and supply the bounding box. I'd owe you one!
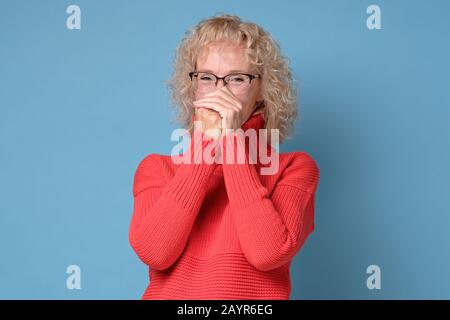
[199,73,215,81]
[228,75,246,83]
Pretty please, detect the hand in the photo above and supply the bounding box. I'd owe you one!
[193,106,222,140]
[193,86,250,136]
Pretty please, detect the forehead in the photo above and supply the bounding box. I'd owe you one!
[196,42,249,74]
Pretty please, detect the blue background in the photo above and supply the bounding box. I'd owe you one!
[1,0,449,299]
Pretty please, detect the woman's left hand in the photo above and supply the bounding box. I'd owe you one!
[193,86,249,136]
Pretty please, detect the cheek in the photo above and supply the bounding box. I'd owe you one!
[194,89,204,100]
[235,91,256,108]
[194,85,211,100]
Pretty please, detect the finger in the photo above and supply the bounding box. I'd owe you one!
[203,87,238,107]
[203,86,241,109]
[219,86,240,102]
[197,113,221,127]
[216,88,241,108]
[195,107,218,120]
[193,101,233,117]
[194,97,240,113]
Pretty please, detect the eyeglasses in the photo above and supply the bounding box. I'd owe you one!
[189,71,261,93]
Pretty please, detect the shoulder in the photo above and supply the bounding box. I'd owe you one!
[132,153,166,197]
[278,151,320,193]
[135,153,162,174]
[285,151,319,170]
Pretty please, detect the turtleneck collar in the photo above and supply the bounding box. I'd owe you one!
[241,112,266,132]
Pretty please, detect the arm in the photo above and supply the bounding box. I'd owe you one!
[129,130,219,270]
[221,132,320,271]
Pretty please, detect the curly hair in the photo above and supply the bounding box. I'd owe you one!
[166,14,298,143]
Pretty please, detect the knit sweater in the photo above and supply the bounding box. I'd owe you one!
[129,113,320,300]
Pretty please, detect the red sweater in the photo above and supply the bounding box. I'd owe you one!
[129,113,320,299]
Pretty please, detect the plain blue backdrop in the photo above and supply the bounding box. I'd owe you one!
[1,0,449,299]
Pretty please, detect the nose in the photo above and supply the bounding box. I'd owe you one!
[216,78,226,89]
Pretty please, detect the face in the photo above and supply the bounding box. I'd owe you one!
[194,41,263,115]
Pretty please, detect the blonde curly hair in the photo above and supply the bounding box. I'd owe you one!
[167,14,298,143]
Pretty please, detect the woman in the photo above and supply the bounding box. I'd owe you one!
[129,14,320,300]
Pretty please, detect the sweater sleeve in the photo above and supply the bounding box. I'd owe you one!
[129,130,219,270]
[221,132,320,271]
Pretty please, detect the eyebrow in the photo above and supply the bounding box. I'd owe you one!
[197,69,250,75]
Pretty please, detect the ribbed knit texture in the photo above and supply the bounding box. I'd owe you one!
[129,113,320,300]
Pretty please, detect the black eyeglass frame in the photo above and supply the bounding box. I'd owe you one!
[188,71,261,86]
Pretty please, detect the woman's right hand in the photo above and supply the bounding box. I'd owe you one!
[193,107,222,140]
